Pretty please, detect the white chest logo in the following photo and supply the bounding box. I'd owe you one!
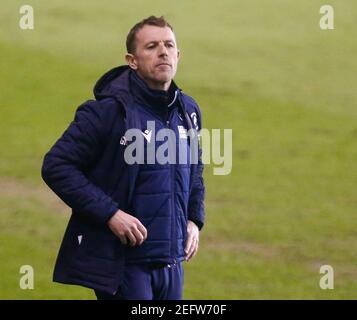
[190,112,199,130]
[141,129,152,143]
[178,125,188,139]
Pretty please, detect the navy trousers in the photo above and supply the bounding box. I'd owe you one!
[94,262,184,300]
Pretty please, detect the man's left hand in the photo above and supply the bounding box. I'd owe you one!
[185,220,200,262]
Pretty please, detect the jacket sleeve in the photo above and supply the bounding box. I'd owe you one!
[187,106,205,230]
[41,100,119,224]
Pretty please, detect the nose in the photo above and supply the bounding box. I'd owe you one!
[158,42,168,57]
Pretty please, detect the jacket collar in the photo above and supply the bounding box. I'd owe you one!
[130,70,179,119]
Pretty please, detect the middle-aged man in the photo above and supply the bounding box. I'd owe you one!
[41,16,205,300]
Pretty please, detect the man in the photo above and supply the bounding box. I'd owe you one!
[41,16,205,300]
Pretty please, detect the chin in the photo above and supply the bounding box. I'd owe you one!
[155,73,173,83]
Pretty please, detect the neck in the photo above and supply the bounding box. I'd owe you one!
[136,72,171,91]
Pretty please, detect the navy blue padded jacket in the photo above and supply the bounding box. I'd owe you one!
[41,66,205,294]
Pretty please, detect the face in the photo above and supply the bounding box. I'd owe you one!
[126,25,180,91]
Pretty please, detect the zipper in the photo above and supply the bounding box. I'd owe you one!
[166,113,177,266]
[170,162,176,265]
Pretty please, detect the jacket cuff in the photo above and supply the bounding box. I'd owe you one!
[188,218,204,231]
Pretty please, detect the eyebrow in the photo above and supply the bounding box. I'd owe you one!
[145,40,175,46]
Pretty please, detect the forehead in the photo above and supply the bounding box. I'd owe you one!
[135,25,176,45]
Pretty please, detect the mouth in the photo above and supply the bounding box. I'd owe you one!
[156,62,171,67]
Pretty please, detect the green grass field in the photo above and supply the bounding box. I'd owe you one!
[1,0,356,299]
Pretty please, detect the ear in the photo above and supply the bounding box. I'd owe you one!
[125,53,138,70]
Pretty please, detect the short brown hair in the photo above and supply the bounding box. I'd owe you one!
[126,16,174,54]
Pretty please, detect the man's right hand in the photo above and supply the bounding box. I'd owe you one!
[107,209,147,246]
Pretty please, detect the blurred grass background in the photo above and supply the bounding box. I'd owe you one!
[0,0,356,299]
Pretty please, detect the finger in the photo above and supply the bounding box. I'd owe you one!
[191,243,199,259]
[186,235,196,256]
[126,230,137,246]
[186,244,197,261]
[132,227,144,246]
[185,243,194,261]
[185,233,194,254]
[136,222,148,240]
[186,239,199,261]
